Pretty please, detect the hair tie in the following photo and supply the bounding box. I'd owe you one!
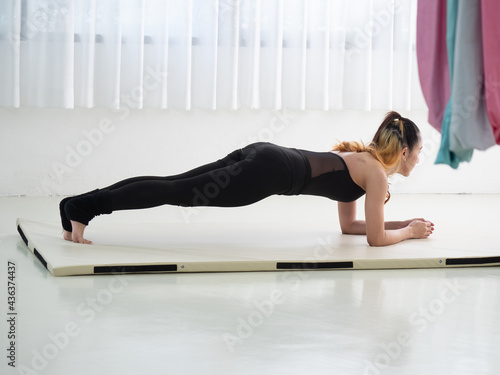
[394,118,404,137]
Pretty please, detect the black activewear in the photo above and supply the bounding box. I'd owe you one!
[298,149,366,202]
[62,142,365,229]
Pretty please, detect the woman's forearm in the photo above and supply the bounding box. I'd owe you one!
[368,227,413,247]
[342,220,409,235]
[343,219,432,246]
[384,220,410,230]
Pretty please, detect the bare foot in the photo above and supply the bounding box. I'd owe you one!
[63,230,72,242]
[70,220,93,245]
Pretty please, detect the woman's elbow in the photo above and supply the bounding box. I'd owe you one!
[367,236,384,247]
[340,224,356,235]
[340,221,365,236]
[341,226,351,235]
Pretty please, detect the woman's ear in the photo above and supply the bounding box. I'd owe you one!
[401,147,408,161]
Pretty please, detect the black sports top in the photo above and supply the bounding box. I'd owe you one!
[298,149,366,202]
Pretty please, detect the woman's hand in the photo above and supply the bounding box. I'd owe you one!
[408,219,434,239]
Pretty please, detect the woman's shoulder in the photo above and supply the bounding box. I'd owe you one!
[333,151,382,170]
[335,151,387,191]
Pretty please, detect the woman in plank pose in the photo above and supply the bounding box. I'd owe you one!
[60,111,434,246]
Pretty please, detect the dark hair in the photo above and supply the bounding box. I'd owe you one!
[333,111,421,172]
[371,110,421,160]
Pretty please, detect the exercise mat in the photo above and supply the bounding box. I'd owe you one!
[16,218,500,276]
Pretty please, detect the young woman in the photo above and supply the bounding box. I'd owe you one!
[60,111,434,246]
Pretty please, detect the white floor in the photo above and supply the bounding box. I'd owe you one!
[1,194,500,375]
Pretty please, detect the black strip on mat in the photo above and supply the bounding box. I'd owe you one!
[277,261,353,270]
[17,225,28,246]
[446,256,500,266]
[34,248,48,270]
[94,264,178,274]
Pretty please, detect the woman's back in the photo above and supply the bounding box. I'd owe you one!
[298,149,367,202]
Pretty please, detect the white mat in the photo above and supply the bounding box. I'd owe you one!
[16,218,500,276]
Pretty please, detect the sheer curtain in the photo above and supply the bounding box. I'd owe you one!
[0,0,419,110]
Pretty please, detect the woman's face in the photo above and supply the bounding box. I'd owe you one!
[398,139,423,177]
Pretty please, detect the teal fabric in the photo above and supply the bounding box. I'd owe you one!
[435,0,473,168]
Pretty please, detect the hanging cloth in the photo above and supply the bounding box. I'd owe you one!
[481,0,500,144]
[418,0,498,168]
[435,0,471,168]
[416,0,450,132]
[448,0,495,153]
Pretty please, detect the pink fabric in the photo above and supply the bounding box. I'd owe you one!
[481,0,500,144]
[416,0,450,132]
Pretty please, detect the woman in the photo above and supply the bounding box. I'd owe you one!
[60,111,434,246]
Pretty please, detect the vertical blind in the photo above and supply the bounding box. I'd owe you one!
[0,0,420,110]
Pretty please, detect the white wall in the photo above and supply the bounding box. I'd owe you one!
[1,107,499,196]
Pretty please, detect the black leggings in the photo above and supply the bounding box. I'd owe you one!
[103,142,308,212]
